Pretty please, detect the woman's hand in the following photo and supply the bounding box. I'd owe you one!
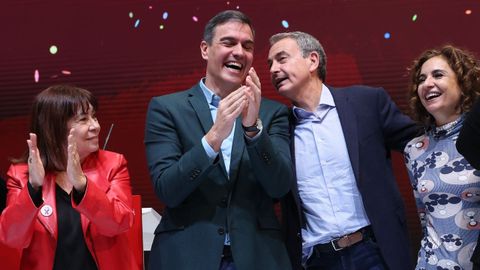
[66,128,87,193]
[27,133,45,190]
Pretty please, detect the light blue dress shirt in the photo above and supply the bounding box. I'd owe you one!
[200,79,235,174]
[293,84,370,260]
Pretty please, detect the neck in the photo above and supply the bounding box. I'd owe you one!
[434,112,461,126]
[292,78,323,112]
[55,172,73,194]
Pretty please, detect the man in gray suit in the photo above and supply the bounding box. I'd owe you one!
[145,10,293,270]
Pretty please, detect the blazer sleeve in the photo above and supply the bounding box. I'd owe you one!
[73,154,134,237]
[144,97,217,208]
[244,102,293,198]
[0,164,41,248]
[376,88,419,151]
[457,99,480,170]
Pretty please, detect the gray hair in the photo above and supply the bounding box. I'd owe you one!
[270,31,327,81]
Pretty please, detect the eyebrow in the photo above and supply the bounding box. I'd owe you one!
[268,51,288,64]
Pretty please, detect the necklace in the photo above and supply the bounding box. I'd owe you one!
[432,116,462,139]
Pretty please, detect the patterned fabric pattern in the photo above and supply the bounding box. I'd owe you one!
[404,116,480,270]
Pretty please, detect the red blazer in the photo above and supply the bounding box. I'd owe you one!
[0,150,137,270]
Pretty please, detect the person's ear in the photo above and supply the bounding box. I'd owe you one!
[308,51,320,73]
[200,41,209,60]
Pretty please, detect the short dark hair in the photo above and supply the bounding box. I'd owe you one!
[408,45,480,127]
[203,10,254,45]
[17,85,98,172]
[270,31,327,81]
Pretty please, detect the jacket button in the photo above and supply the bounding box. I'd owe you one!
[218,227,225,235]
[219,197,228,208]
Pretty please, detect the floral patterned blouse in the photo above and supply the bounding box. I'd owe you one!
[404,116,480,270]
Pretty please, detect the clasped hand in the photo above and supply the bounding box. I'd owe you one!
[206,68,262,151]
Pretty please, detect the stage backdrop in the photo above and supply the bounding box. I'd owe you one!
[1,0,479,257]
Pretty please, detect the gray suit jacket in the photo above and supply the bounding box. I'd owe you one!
[145,84,293,270]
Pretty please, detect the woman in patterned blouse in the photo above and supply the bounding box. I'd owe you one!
[404,45,480,270]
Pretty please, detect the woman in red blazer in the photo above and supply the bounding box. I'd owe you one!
[0,85,136,270]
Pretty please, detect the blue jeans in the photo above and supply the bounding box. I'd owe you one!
[306,239,387,270]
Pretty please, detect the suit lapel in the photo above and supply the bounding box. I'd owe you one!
[187,85,215,135]
[37,173,58,239]
[331,87,361,182]
[229,118,246,181]
[187,85,228,178]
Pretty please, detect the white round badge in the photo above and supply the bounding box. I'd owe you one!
[40,205,53,217]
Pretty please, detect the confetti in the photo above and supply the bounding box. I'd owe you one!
[465,9,472,15]
[227,1,230,5]
[61,70,71,75]
[384,32,391,39]
[412,14,418,21]
[163,12,168,20]
[281,20,289,28]
[49,45,58,55]
[148,5,153,10]
[159,25,164,30]
[134,19,140,28]
[129,12,133,18]
[34,69,39,83]
[236,5,240,9]
[192,16,198,22]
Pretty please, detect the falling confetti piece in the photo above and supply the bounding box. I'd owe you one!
[465,9,472,15]
[412,14,418,21]
[34,69,39,83]
[159,25,164,30]
[49,45,58,55]
[192,16,198,22]
[227,1,230,5]
[384,32,391,39]
[129,12,133,18]
[61,70,71,75]
[236,5,240,9]
[163,12,168,20]
[134,19,140,28]
[148,5,153,10]
[281,20,289,28]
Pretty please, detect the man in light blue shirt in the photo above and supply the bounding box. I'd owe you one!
[268,31,418,270]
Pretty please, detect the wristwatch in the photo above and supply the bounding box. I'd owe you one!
[242,118,263,132]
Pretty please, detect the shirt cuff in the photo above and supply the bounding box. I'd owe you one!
[244,128,263,143]
[201,136,219,162]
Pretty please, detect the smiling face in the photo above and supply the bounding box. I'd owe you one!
[200,21,254,95]
[67,104,101,161]
[268,38,313,101]
[417,56,462,126]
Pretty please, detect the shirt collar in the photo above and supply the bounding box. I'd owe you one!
[199,78,216,105]
[293,84,335,121]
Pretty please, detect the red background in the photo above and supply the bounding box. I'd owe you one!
[1,0,479,257]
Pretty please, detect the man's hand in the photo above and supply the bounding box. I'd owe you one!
[242,67,262,137]
[205,88,247,152]
[242,67,261,126]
